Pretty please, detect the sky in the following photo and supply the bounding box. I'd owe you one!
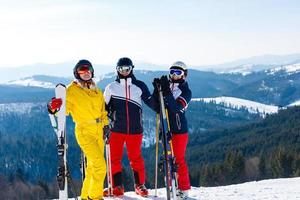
[0,0,300,68]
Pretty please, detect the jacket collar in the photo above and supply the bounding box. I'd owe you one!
[115,74,136,85]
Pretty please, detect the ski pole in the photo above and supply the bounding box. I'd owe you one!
[165,109,179,189]
[105,140,113,196]
[154,113,160,197]
[156,83,172,200]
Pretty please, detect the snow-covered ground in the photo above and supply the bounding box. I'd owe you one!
[66,177,300,200]
[192,96,279,117]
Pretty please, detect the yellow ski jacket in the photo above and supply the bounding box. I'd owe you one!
[66,81,109,128]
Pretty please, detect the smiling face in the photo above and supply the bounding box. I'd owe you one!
[78,70,92,81]
[169,68,185,81]
[77,65,93,81]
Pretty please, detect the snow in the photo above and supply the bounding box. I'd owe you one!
[288,100,300,107]
[0,102,44,114]
[3,77,55,88]
[192,96,278,117]
[258,80,274,92]
[267,63,300,75]
[66,177,300,200]
[220,64,254,76]
[98,73,116,80]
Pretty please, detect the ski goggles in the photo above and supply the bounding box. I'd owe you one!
[169,69,184,76]
[117,65,133,73]
[77,65,93,74]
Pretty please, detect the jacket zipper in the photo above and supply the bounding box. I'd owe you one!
[125,80,130,133]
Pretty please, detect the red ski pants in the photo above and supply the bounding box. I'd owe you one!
[172,133,191,190]
[109,132,146,186]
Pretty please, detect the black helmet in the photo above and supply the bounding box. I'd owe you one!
[116,57,134,78]
[116,57,134,68]
[73,59,94,80]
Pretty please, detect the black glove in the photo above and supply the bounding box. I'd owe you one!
[151,78,160,113]
[160,75,172,96]
[103,125,111,143]
[152,78,160,95]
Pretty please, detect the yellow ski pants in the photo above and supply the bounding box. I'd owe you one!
[75,125,106,199]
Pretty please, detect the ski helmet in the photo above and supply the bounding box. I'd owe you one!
[169,61,188,78]
[73,59,94,80]
[116,57,134,77]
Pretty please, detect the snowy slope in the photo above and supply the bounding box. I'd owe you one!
[288,100,300,107]
[219,64,254,76]
[0,102,45,115]
[267,63,300,75]
[66,177,300,200]
[192,96,279,117]
[3,77,55,88]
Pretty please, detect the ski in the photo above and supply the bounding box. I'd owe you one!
[49,83,68,200]
[156,82,178,200]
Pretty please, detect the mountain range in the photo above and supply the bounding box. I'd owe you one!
[1,54,300,199]
[2,62,300,106]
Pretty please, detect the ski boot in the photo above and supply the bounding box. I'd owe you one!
[103,186,124,197]
[177,189,189,200]
[135,184,149,197]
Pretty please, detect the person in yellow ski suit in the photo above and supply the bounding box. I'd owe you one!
[48,59,109,200]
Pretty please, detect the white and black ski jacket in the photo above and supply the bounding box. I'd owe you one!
[104,75,157,134]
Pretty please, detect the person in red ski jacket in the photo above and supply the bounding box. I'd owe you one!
[103,57,157,197]
[154,61,192,200]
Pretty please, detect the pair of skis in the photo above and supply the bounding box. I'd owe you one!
[49,84,79,200]
[49,84,69,200]
[154,83,178,200]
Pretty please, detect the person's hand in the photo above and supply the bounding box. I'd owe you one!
[103,125,111,143]
[47,98,62,114]
[152,78,160,88]
[160,75,172,96]
[152,78,160,95]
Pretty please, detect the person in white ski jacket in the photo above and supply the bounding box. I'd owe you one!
[103,57,157,197]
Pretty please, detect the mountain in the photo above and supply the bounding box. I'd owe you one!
[202,53,300,73]
[1,71,300,199]
[183,105,300,186]
[3,75,72,88]
[2,53,300,82]
[4,62,300,106]
[0,62,163,83]
[193,96,278,117]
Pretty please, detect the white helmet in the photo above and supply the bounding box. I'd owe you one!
[170,61,188,76]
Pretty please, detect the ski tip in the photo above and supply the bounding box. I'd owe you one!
[56,83,66,88]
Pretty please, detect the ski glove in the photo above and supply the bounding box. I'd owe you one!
[103,125,111,143]
[47,98,62,114]
[151,78,161,113]
[160,75,172,96]
[152,78,160,95]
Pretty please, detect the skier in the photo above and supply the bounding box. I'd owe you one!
[154,61,192,199]
[103,57,157,197]
[48,59,109,200]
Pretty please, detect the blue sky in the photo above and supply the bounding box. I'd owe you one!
[0,0,300,68]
